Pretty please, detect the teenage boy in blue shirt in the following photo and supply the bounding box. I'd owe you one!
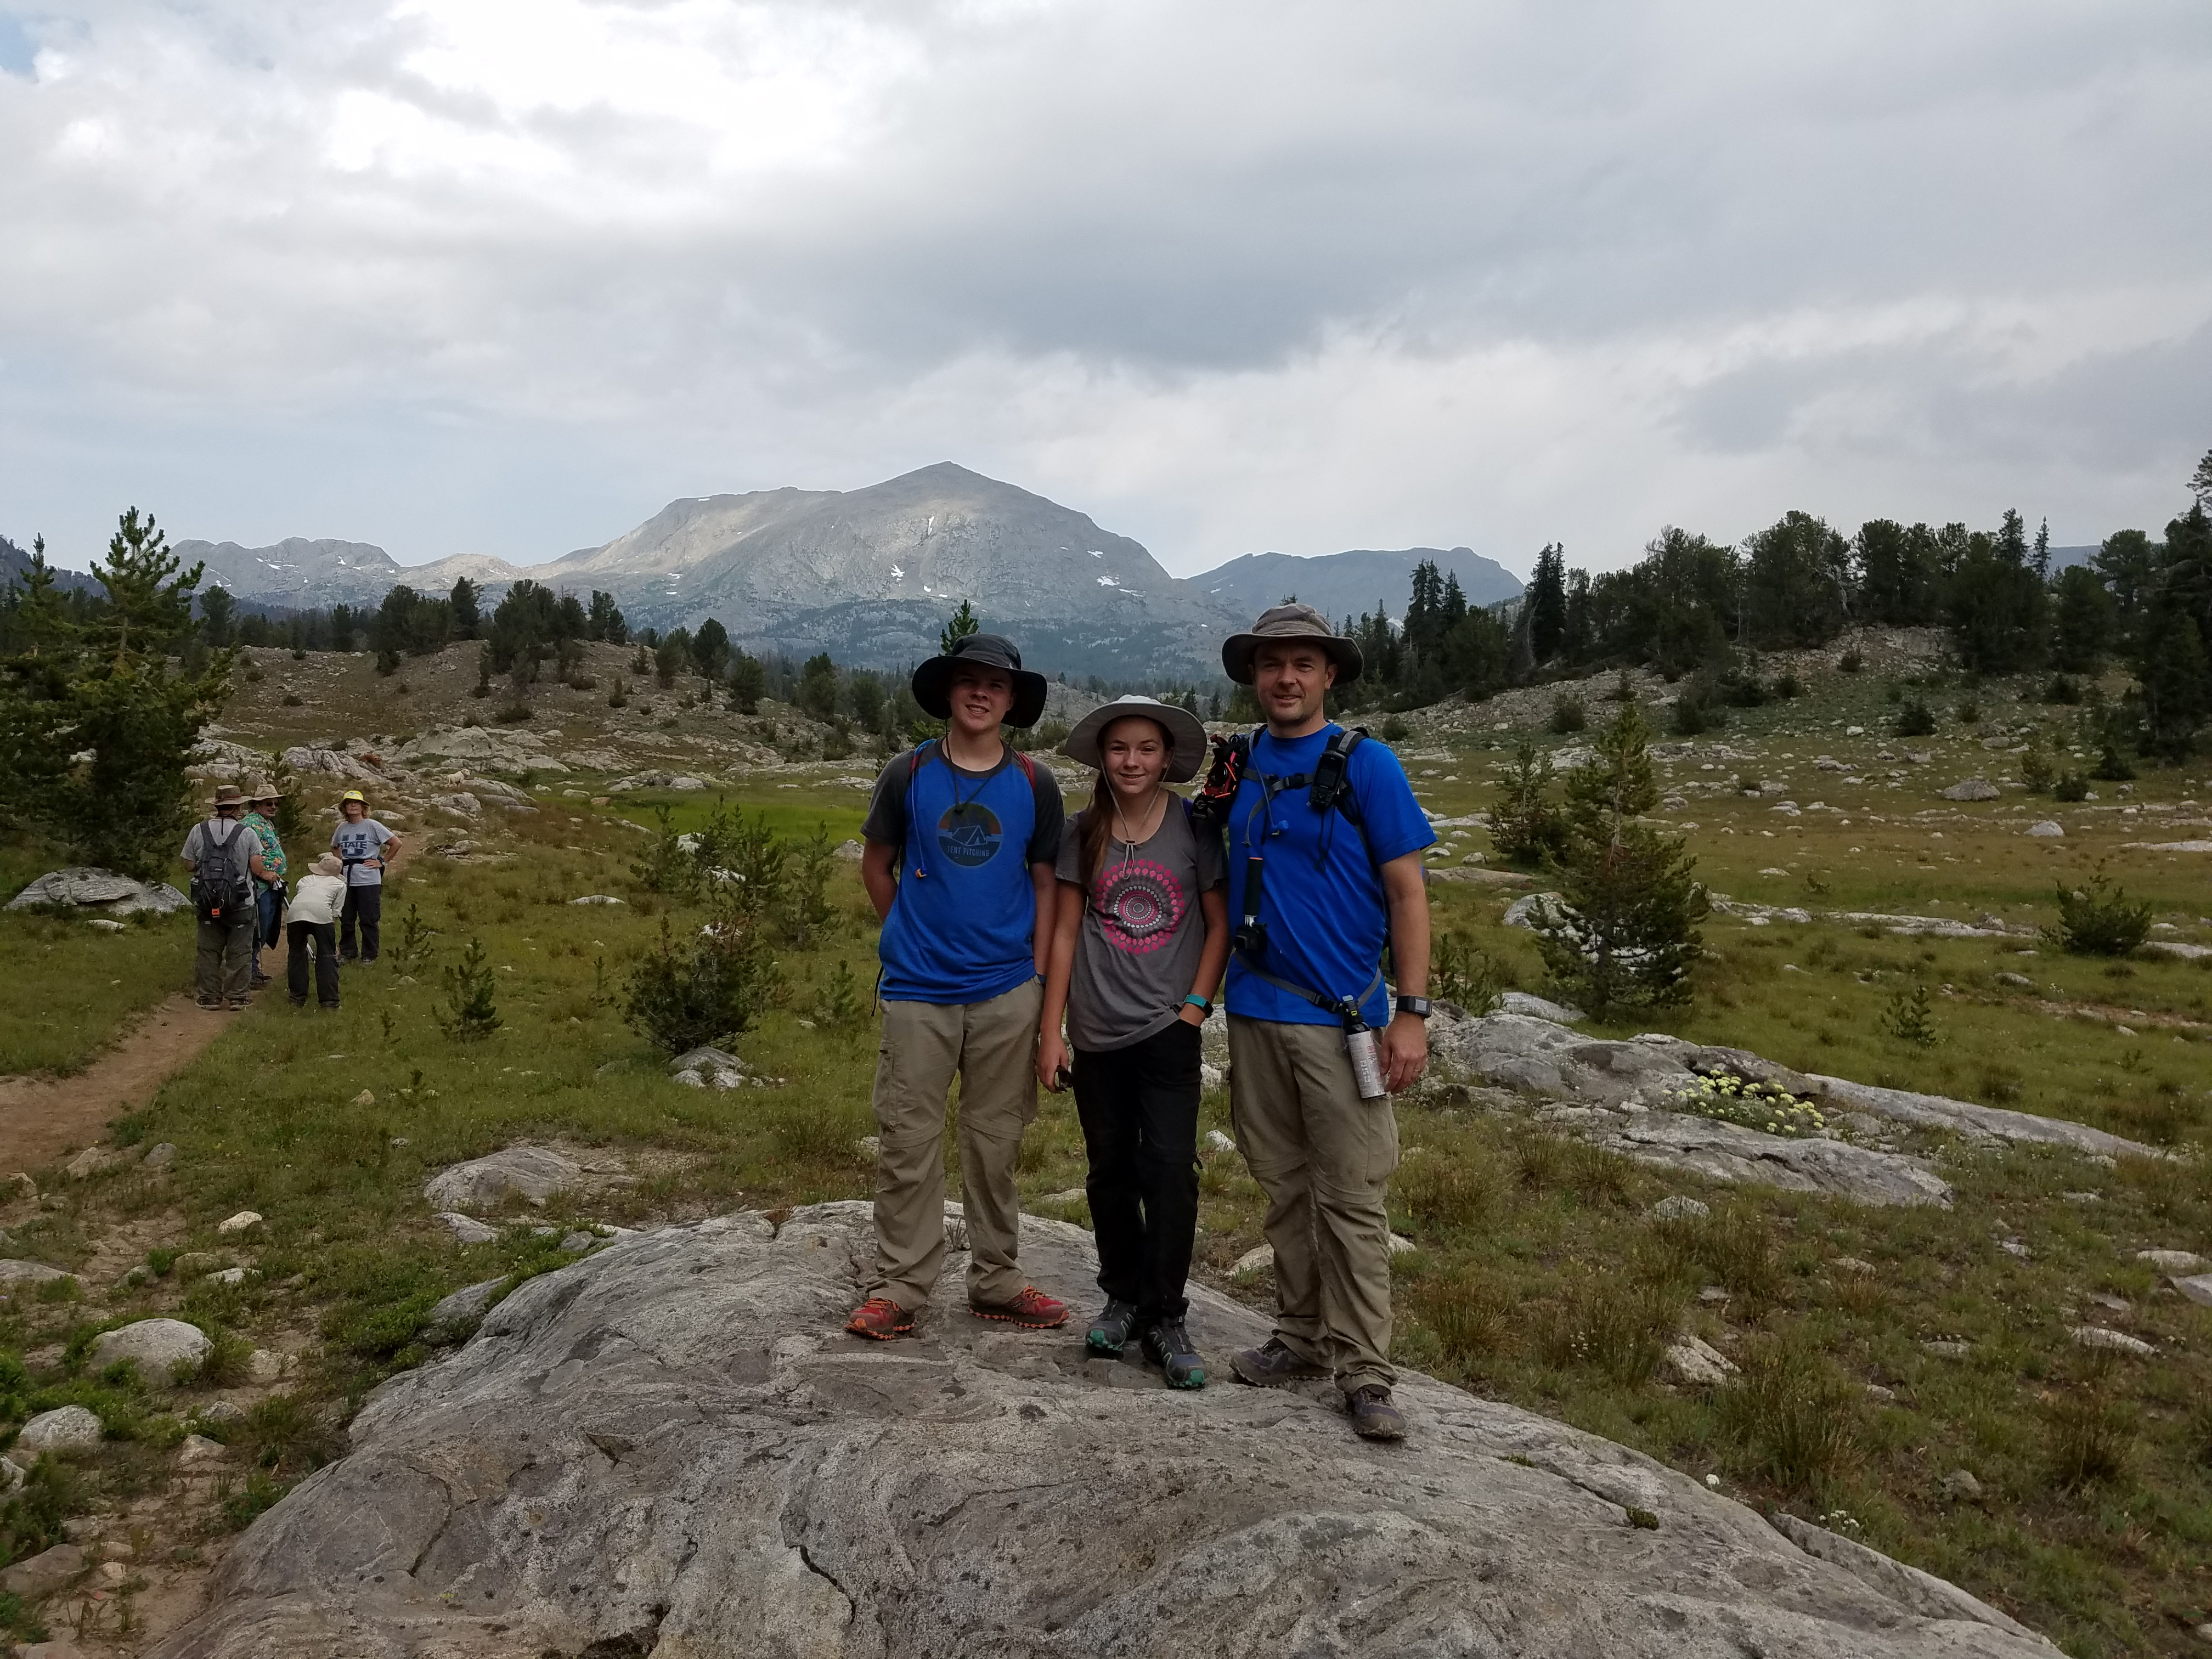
[845,633,1070,1339]
[1216,603,1435,1441]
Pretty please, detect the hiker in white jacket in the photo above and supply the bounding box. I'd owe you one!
[284,854,348,1010]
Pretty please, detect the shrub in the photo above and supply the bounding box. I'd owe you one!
[1894,697,1937,737]
[2053,770,2090,802]
[1666,1074,1828,1138]
[1486,741,1566,867]
[811,960,867,1032]
[386,902,437,976]
[1773,670,1801,699]
[2045,864,2151,956]
[1838,648,1864,673]
[281,692,302,707]
[1720,1334,1860,1493]
[607,675,629,709]
[1379,714,1411,742]
[2045,1365,2136,1489]
[623,912,781,1053]
[2042,673,2083,704]
[493,702,533,724]
[436,936,501,1041]
[1603,670,1635,703]
[1431,929,1508,1013]
[779,822,838,947]
[1670,692,1718,736]
[2090,744,2135,781]
[1954,699,1981,725]
[1410,1268,1512,1372]
[1395,1144,1501,1232]
[2019,743,2053,792]
[1881,980,1940,1046]
[1536,1271,1680,1383]
[631,804,698,898]
[1548,693,1587,734]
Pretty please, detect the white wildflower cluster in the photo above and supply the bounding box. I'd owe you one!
[1666,1074,1829,1140]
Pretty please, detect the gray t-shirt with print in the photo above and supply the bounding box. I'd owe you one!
[1054,798,1224,1053]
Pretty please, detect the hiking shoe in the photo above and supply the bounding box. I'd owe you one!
[844,1297,915,1341]
[969,1286,1069,1329]
[1086,1297,1142,1356]
[225,999,249,1011]
[195,996,222,1010]
[1141,1319,1207,1390]
[1229,1336,1329,1387]
[1346,1385,1407,1441]
[250,974,272,989]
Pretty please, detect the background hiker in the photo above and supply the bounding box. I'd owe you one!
[241,775,288,990]
[180,782,269,1010]
[284,852,347,1010]
[846,633,1068,1340]
[331,788,399,963]
[1214,603,1435,1442]
[1037,695,1227,1389]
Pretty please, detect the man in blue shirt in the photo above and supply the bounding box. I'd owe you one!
[1218,603,1434,1441]
[847,633,1069,1340]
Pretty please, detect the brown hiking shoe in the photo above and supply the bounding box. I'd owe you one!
[1229,1336,1329,1387]
[844,1297,915,1341]
[969,1286,1069,1329]
[1346,1384,1408,1441]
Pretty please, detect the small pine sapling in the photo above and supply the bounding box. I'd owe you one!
[1881,980,1939,1047]
[812,960,867,1033]
[2045,864,2152,956]
[437,937,501,1042]
[385,902,437,976]
[1486,741,1566,867]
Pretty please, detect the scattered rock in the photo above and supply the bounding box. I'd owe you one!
[1832,1256,1877,1276]
[2024,821,2063,838]
[2070,1326,2156,1357]
[247,1349,290,1384]
[1938,778,2000,802]
[0,1541,86,1600]
[1810,1075,2157,1161]
[433,1211,500,1244]
[558,1231,596,1253]
[1865,1383,1897,1402]
[1501,891,1566,929]
[1203,1129,1238,1155]
[156,1201,2060,1659]
[89,1318,213,1381]
[1922,1340,1972,1358]
[2170,1274,2212,1308]
[5,867,188,916]
[1232,1242,1274,1278]
[422,1145,582,1212]
[176,1434,228,1468]
[16,1406,104,1459]
[834,839,866,861]
[427,792,482,817]
[1387,1232,1417,1256]
[855,1135,881,1162]
[1995,972,2034,988]
[568,894,626,905]
[351,1089,375,1106]
[217,1210,264,1235]
[1940,1469,1983,1502]
[0,1454,21,1494]
[1496,990,1586,1023]
[668,1046,749,1088]
[1997,1238,2030,1259]
[425,1278,508,1345]
[1662,1335,1739,1387]
[65,1146,123,1180]
[141,1142,178,1169]
[0,1259,78,1288]
[197,1400,247,1427]
[171,1250,227,1278]
[1648,1195,1710,1221]
[204,1266,249,1286]
[2137,1249,2208,1274]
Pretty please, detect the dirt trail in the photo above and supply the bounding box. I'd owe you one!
[1,989,240,1175]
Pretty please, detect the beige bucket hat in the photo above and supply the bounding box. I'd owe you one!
[1059,695,1210,783]
[1220,602,1363,686]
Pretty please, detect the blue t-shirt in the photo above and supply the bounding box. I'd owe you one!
[866,744,1064,1005]
[1223,725,1435,1029]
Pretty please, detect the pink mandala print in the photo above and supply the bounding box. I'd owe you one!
[1095,859,1186,955]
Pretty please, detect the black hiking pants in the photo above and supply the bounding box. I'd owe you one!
[1073,1019,1204,1323]
[339,884,382,961]
[287,921,340,1008]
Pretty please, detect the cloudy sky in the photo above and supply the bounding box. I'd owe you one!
[2,1,2208,579]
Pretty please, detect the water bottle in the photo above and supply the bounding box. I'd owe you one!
[1342,1009,1387,1101]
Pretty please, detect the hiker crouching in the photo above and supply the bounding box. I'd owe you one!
[181,783,271,1011]
[1213,604,1435,1442]
[845,633,1068,1341]
[284,853,347,1010]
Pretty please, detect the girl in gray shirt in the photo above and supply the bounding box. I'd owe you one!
[1038,698,1227,1387]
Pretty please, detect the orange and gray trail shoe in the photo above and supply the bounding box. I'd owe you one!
[969,1286,1069,1329]
[845,1297,915,1340]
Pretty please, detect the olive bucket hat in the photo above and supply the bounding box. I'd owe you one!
[1059,695,1209,783]
[911,631,1051,729]
[209,783,246,808]
[1220,601,1363,687]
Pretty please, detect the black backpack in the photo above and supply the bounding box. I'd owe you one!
[191,819,253,926]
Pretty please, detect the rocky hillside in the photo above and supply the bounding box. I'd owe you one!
[1194,544,1523,619]
[165,538,526,613]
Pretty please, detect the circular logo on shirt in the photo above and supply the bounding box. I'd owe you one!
[935,803,1003,867]
[1094,858,1186,955]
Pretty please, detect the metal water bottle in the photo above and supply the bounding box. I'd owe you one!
[1342,1005,1387,1101]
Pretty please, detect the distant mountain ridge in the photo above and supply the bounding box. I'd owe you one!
[87,465,1513,679]
[1193,546,1522,625]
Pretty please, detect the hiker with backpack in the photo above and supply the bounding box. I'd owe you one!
[331,788,400,963]
[1202,603,1435,1442]
[180,783,272,1011]
[845,633,1069,1341]
[1035,696,1227,1388]
[241,775,289,990]
[283,853,347,1011]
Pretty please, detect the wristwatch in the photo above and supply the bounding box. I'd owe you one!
[1183,995,1214,1017]
[1395,995,1433,1020]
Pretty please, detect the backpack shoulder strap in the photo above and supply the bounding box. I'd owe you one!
[1011,750,1039,788]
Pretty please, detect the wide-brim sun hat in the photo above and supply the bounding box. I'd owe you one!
[210,783,246,808]
[1221,601,1363,687]
[242,772,278,802]
[911,631,1050,729]
[1060,696,1209,784]
[315,853,343,876]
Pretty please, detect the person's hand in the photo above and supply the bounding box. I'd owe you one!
[1037,1030,1071,1092]
[1177,1001,1207,1028]
[1378,1011,1428,1093]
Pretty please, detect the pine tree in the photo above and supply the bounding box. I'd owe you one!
[1527,544,1567,664]
[1531,706,1708,1015]
[2133,610,2208,761]
[941,600,980,654]
[1486,741,1565,866]
[449,576,481,640]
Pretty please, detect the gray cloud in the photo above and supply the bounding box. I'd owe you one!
[0,0,2206,577]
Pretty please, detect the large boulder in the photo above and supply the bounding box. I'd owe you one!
[89,1318,212,1382]
[6,867,187,916]
[149,1202,2055,1659]
[13,1406,104,1458]
[422,1145,582,1212]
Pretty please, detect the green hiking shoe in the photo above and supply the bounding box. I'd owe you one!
[1087,1297,1142,1356]
[1141,1319,1207,1389]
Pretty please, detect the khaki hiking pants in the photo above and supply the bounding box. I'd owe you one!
[868,978,1042,1313]
[1227,1014,1400,1393]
